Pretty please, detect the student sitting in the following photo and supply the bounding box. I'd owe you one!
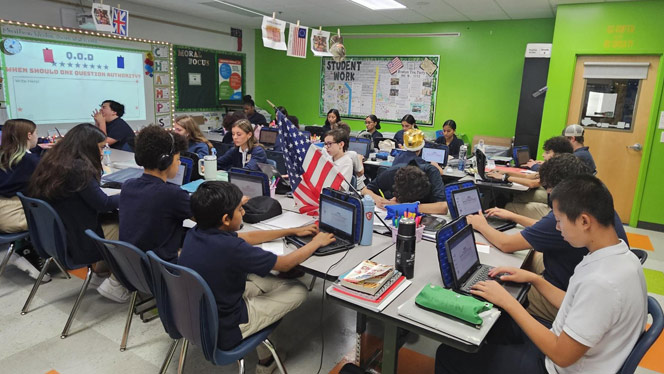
[0,119,50,281]
[221,111,247,144]
[487,136,573,220]
[362,162,448,215]
[173,115,213,159]
[436,175,647,374]
[564,124,596,174]
[28,123,129,302]
[217,119,267,171]
[177,181,335,371]
[435,119,464,158]
[392,129,445,175]
[119,125,192,264]
[358,114,383,144]
[334,123,366,190]
[324,128,354,188]
[322,108,340,132]
[466,154,627,322]
[243,95,268,126]
[92,100,135,152]
[394,114,417,147]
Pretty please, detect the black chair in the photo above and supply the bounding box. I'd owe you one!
[146,251,286,374]
[618,296,663,374]
[17,192,95,338]
[631,249,648,265]
[304,125,326,138]
[210,140,233,157]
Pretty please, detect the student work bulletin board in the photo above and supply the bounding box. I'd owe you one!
[320,56,439,126]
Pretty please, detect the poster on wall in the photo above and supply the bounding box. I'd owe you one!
[218,58,242,101]
[310,29,332,57]
[261,16,287,51]
[91,3,114,32]
[174,46,217,109]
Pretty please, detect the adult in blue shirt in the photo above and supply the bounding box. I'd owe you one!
[394,114,417,147]
[173,115,213,159]
[243,95,267,126]
[92,100,135,152]
[434,119,464,158]
[564,124,597,174]
[466,154,625,322]
[217,119,267,171]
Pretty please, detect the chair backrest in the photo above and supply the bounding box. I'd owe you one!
[435,129,443,139]
[619,296,663,374]
[210,140,233,157]
[85,229,152,295]
[146,251,218,360]
[180,152,199,183]
[304,125,326,137]
[16,192,69,267]
[631,249,648,265]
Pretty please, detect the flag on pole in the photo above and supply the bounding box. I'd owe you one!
[276,111,345,213]
[387,56,404,75]
[287,24,309,58]
[111,7,129,36]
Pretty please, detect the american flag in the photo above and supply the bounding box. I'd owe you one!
[112,7,128,36]
[387,57,404,75]
[276,111,345,213]
[287,24,308,58]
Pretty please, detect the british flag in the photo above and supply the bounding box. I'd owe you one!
[276,111,345,214]
[112,7,128,36]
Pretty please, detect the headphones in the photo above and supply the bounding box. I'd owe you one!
[157,132,175,171]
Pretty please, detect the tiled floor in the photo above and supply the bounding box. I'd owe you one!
[1,223,663,374]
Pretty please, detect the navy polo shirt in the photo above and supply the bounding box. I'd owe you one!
[217,145,267,171]
[106,117,135,151]
[574,146,597,174]
[520,210,627,290]
[0,152,39,197]
[393,129,405,146]
[119,174,192,262]
[247,112,268,126]
[366,163,445,203]
[392,151,425,167]
[435,135,464,158]
[178,227,277,350]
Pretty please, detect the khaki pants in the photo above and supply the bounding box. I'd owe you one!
[505,187,550,221]
[239,274,307,359]
[524,251,558,322]
[0,196,27,233]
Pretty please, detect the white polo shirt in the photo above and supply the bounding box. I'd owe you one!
[545,240,647,374]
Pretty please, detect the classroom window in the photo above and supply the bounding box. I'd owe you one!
[579,78,640,131]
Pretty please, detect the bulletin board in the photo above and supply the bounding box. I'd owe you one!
[0,20,173,128]
[173,45,245,111]
[320,55,439,126]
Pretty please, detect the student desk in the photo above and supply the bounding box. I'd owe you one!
[363,158,467,180]
[326,229,530,374]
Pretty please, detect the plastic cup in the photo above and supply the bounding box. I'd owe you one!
[390,224,424,243]
[270,185,276,198]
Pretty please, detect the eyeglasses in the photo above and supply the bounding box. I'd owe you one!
[324,141,338,148]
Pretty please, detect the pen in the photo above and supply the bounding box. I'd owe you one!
[378,189,385,198]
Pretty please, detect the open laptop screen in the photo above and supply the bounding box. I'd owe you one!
[259,128,278,146]
[514,146,530,166]
[166,164,186,186]
[319,194,355,239]
[228,172,265,198]
[452,187,483,217]
[348,139,371,159]
[421,147,448,165]
[446,225,480,282]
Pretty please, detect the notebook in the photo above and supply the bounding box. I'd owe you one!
[474,149,512,186]
[445,225,528,300]
[285,193,356,256]
[450,185,516,232]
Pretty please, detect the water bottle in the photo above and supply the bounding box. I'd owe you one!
[359,195,375,246]
[395,217,416,279]
[458,144,467,171]
[478,139,486,154]
[103,143,112,166]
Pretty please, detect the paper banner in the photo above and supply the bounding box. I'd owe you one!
[287,24,309,58]
[261,16,287,51]
[156,115,171,128]
[91,3,114,32]
[156,101,171,114]
[310,29,332,57]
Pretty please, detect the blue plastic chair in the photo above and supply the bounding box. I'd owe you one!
[16,192,96,338]
[618,296,663,374]
[435,129,443,140]
[631,249,648,265]
[145,251,287,374]
[0,230,30,278]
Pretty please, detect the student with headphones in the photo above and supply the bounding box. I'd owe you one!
[119,125,192,266]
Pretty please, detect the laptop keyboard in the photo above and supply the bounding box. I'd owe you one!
[288,234,352,255]
[460,265,494,293]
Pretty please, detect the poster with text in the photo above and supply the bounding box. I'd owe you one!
[218,58,242,101]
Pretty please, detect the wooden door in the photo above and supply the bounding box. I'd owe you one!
[567,55,659,222]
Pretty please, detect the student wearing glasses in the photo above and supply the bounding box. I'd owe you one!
[323,128,353,189]
[358,114,383,143]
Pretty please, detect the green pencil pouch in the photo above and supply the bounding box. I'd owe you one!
[415,283,493,326]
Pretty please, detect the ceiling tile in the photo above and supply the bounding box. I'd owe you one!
[497,0,554,19]
[441,0,511,21]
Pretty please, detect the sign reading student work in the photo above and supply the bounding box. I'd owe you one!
[320,56,439,125]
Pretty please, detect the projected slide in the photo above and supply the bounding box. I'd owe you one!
[2,40,146,124]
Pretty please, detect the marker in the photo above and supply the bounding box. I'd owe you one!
[378,189,385,198]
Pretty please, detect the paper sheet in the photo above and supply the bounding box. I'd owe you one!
[261,241,284,255]
[476,244,491,254]
[262,211,315,229]
[183,219,196,228]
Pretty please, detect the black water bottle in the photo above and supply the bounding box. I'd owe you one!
[395,217,416,279]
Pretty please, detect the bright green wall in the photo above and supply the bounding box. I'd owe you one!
[540,0,664,226]
[255,18,554,143]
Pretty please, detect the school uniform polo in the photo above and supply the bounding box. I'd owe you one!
[247,112,268,126]
[435,134,464,157]
[187,140,210,159]
[217,145,267,171]
[0,152,39,197]
[574,146,597,174]
[178,227,277,350]
[546,240,647,374]
[520,210,627,290]
[393,129,405,146]
[106,117,135,152]
[366,163,445,203]
[119,174,191,263]
[392,150,425,167]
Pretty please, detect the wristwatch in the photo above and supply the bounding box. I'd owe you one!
[503,174,510,182]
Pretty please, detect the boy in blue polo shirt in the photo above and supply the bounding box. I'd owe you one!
[178,181,334,372]
[436,175,647,374]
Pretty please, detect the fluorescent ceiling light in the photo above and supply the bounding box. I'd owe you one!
[349,0,407,10]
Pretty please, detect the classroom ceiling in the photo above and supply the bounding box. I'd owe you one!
[127,0,635,28]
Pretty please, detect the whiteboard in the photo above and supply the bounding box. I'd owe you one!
[320,56,439,126]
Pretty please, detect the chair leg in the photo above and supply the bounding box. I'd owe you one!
[54,259,71,279]
[120,291,138,351]
[177,339,189,374]
[308,275,316,291]
[0,243,17,277]
[159,338,180,374]
[21,257,53,315]
[237,358,245,374]
[262,338,287,374]
[60,266,92,339]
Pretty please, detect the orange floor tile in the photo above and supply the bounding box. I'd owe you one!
[68,268,88,280]
[639,323,664,373]
[626,232,655,251]
[45,370,60,374]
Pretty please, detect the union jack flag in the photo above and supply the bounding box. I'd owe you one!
[276,111,345,214]
[112,7,128,36]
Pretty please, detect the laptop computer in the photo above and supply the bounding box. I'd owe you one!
[421,143,449,166]
[451,185,516,231]
[348,137,372,159]
[101,167,144,188]
[474,149,512,186]
[228,170,269,198]
[445,224,528,300]
[259,128,279,149]
[512,146,530,168]
[166,163,187,186]
[285,193,356,256]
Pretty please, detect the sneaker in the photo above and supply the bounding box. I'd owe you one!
[255,353,285,374]
[89,273,107,289]
[97,277,131,303]
[8,252,52,283]
[19,246,47,274]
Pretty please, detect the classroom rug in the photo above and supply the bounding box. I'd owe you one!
[626,232,654,251]
[644,268,664,296]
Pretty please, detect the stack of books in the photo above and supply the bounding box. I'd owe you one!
[328,260,411,312]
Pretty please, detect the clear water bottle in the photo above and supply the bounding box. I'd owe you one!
[395,217,416,279]
[478,139,486,154]
[103,143,112,166]
[458,144,467,171]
